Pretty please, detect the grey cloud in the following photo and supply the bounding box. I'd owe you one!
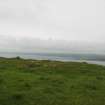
[0,0,105,53]
[0,35,104,54]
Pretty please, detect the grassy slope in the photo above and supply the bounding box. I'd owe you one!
[0,58,105,105]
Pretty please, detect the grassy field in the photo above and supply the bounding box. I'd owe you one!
[0,57,105,105]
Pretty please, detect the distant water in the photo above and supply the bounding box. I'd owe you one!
[0,52,105,66]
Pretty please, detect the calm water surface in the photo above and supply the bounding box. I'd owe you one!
[0,52,105,66]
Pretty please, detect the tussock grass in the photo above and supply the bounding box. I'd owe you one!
[0,57,105,105]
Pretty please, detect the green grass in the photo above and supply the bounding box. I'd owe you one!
[0,57,105,105]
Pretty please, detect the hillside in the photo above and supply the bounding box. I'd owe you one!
[0,57,105,105]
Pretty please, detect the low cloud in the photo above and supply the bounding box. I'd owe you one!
[0,0,105,53]
[0,35,104,54]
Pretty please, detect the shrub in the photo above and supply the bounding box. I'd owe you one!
[12,92,23,100]
[15,56,21,60]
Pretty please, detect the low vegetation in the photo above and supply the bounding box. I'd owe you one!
[0,57,105,105]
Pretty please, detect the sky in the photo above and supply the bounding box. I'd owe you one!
[0,0,105,53]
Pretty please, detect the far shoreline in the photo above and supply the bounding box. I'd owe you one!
[0,56,105,67]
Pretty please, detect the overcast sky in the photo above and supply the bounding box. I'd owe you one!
[0,0,105,53]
